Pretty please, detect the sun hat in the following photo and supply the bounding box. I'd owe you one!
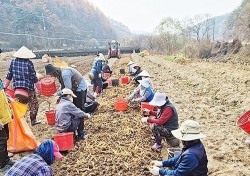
[127,61,134,65]
[97,53,105,61]
[133,64,140,68]
[62,88,77,98]
[52,141,63,159]
[138,70,151,77]
[138,79,150,88]
[45,64,58,75]
[149,92,168,106]
[13,46,36,59]
[171,120,206,141]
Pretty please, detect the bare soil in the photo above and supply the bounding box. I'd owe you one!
[0,53,249,176]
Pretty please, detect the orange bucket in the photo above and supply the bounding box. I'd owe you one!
[141,102,155,111]
[237,111,250,135]
[114,98,128,111]
[45,110,56,125]
[54,132,74,151]
[121,76,130,84]
[40,77,57,97]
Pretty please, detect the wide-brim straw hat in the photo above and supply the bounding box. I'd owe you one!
[138,79,150,88]
[127,61,134,65]
[138,70,151,77]
[13,46,36,59]
[133,64,140,68]
[171,120,206,141]
[149,92,167,106]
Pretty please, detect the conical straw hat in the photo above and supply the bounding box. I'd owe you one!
[13,46,36,59]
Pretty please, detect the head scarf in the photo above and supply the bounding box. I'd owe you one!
[35,139,54,165]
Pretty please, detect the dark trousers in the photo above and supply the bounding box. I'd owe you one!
[152,125,180,147]
[92,77,102,93]
[84,102,99,113]
[73,89,87,111]
[67,118,84,136]
[0,124,9,168]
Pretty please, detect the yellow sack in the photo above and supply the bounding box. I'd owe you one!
[0,89,12,125]
[7,101,39,153]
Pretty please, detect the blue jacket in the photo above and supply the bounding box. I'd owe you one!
[91,59,102,77]
[159,142,208,176]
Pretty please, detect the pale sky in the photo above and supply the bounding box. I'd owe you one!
[87,0,242,33]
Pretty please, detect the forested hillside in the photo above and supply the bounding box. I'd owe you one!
[0,0,131,49]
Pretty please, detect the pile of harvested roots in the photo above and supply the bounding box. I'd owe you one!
[52,56,164,175]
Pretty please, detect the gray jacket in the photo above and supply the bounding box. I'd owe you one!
[55,97,88,132]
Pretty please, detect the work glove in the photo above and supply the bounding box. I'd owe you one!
[4,79,10,88]
[151,160,163,167]
[141,117,148,123]
[149,166,160,175]
[85,113,91,118]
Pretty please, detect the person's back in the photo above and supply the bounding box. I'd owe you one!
[5,154,53,176]
[5,139,62,176]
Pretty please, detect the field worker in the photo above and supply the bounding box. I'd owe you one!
[127,79,154,104]
[88,54,103,94]
[101,63,112,90]
[137,70,153,88]
[130,64,143,84]
[4,46,41,126]
[149,120,208,176]
[141,92,179,150]
[45,64,87,111]
[55,88,91,139]
[127,61,136,74]
[0,81,15,174]
[6,139,63,176]
[84,81,99,114]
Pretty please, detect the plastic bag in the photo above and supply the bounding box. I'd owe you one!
[7,101,39,153]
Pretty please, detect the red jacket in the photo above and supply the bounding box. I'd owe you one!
[147,107,173,125]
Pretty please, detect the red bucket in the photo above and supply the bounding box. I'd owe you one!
[40,77,57,97]
[115,98,128,111]
[54,132,74,151]
[45,110,56,125]
[4,88,15,98]
[141,102,155,111]
[237,111,250,135]
[121,76,130,84]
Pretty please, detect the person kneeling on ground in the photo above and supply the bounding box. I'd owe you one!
[127,61,136,75]
[101,63,112,90]
[127,79,154,104]
[55,88,91,139]
[149,120,208,176]
[141,92,179,150]
[84,81,99,114]
[130,64,143,84]
[5,139,63,176]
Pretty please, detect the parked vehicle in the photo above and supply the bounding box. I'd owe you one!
[107,40,120,59]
